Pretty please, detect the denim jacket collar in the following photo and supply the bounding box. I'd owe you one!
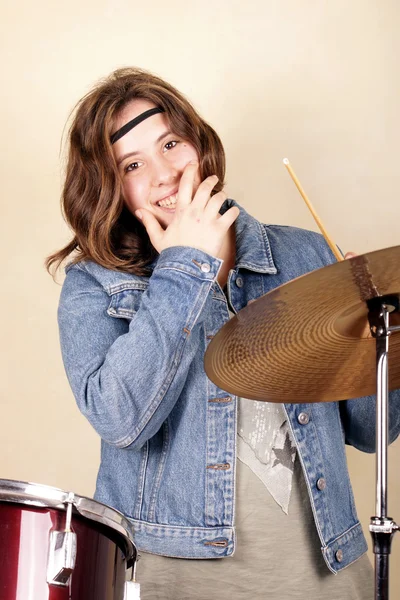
[226,199,277,275]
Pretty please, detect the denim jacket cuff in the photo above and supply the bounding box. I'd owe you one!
[154,246,223,281]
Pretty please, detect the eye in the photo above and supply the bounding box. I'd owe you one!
[125,161,142,173]
[164,140,178,152]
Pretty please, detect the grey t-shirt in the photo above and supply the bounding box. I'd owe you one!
[137,457,373,599]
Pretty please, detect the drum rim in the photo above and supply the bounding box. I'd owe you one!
[0,478,136,565]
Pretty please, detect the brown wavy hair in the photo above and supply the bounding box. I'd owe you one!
[46,67,226,276]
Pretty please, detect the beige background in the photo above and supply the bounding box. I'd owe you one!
[1,0,399,595]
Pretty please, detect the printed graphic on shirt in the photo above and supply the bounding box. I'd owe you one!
[237,400,297,514]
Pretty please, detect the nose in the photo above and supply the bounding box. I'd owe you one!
[150,154,178,186]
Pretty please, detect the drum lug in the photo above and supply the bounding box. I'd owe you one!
[47,492,77,587]
[125,580,141,599]
[125,556,140,599]
[46,530,77,586]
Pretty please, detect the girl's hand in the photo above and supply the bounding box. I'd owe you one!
[135,162,239,257]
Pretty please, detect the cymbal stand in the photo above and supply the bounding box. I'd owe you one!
[367,295,399,600]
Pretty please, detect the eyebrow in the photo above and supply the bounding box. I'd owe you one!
[116,130,173,166]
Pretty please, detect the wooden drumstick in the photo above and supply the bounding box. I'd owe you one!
[283,158,343,262]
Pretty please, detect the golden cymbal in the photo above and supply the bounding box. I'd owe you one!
[204,246,400,403]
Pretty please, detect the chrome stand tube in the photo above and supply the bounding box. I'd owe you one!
[367,299,399,600]
[375,307,389,520]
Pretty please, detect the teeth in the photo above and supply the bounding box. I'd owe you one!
[157,194,178,208]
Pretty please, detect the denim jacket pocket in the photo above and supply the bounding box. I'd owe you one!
[107,283,148,320]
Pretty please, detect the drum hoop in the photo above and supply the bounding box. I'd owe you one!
[0,479,136,565]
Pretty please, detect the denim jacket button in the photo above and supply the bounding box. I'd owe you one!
[298,412,309,425]
[236,276,244,288]
[335,549,343,563]
[201,263,211,273]
[316,477,326,491]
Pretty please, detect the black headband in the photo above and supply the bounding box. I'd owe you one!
[110,107,165,145]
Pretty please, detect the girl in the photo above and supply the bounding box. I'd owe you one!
[48,67,398,599]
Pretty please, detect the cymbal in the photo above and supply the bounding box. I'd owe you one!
[204,246,400,403]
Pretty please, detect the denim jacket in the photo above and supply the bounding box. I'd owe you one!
[58,201,400,573]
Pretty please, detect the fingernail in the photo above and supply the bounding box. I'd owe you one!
[135,210,143,220]
[189,160,198,165]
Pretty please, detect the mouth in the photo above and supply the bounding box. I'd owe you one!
[155,191,179,209]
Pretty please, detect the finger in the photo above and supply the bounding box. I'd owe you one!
[217,206,240,231]
[177,161,198,208]
[344,251,357,259]
[191,175,219,209]
[136,209,164,249]
[204,190,227,218]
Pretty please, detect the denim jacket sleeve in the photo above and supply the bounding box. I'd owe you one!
[58,246,222,450]
[339,392,400,452]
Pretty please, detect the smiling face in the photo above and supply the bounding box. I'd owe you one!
[112,99,200,228]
